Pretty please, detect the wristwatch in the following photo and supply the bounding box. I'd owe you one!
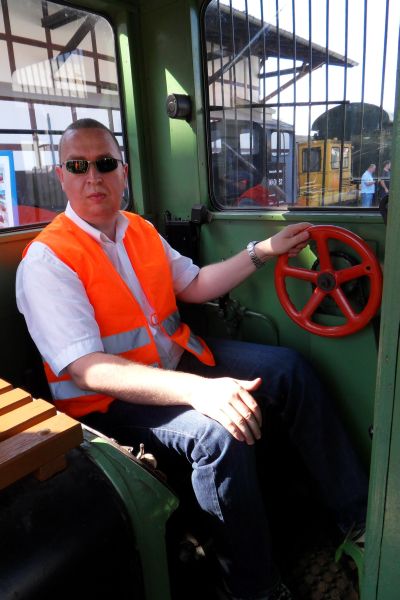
[246,240,264,269]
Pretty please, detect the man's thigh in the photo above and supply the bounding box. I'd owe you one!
[179,337,294,376]
[178,337,305,400]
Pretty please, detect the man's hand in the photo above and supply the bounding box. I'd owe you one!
[190,377,263,444]
[256,222,311,260]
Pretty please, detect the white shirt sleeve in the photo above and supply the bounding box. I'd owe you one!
[16,242,104,376]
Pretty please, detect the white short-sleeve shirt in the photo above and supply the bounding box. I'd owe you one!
[361,170,375,194]
[16,204,200,376]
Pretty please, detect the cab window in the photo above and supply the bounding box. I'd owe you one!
[203,0,398,209]
[0,0,126,230]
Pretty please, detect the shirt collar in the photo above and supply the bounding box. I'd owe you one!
[65,202,129,244]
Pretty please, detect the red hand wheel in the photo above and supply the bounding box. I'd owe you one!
[274,225,383,337]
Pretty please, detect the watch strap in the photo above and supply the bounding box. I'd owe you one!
[246,240,264,269]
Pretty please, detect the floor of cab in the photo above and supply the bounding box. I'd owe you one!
[167,501,359,600]
[165,414,360,600]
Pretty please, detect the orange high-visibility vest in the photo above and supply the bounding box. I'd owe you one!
[23,212,215,418]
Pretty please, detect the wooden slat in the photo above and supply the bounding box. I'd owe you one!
[0,388,32,416]
[0,413,83,490]
[0,399,56,442]
[0,379,13,395]
[34,454,67,481]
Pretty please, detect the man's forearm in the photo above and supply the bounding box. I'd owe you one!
[67,351,264,445]
[178,250,259,303]
[68,351,203,406]
[178,222,311,304]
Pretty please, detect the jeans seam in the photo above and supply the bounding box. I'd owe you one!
[150,425,225,520]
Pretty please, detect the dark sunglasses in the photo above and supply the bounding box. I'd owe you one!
[61,157,124,175]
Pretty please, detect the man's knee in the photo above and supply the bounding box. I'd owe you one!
[196,417,254,466]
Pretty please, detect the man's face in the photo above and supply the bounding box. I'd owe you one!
[56,128,128,228]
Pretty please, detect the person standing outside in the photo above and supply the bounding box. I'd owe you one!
[360,163,376,207]
[378,160,391,200]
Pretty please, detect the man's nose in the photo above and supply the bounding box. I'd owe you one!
[85,162,103,180]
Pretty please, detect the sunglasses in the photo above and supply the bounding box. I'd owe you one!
[61,157,124,175]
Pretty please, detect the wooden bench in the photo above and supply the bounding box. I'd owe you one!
[0,378,83,490]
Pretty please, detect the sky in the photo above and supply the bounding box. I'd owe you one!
[222,0,399,134]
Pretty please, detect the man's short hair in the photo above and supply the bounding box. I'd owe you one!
[58,118,122,161]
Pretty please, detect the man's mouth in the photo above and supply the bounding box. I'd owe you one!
[87,192,106,200]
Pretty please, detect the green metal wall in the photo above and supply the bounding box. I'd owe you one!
[362,58,400,600]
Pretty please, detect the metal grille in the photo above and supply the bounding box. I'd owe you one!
[203,0,397,209]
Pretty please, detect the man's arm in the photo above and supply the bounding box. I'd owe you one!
[68,351,263,445]
[178,222,310,303]
[363,174,375,187]
[379,177,389,193]
[361,173,374,187]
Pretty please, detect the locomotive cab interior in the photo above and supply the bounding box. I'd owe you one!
[0,0,399,599]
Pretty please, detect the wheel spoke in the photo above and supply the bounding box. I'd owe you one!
[301,289,326,320]
[331,288,357,320]
[315,234,332,270]
[282,265,319,283]
[336,263,368,284]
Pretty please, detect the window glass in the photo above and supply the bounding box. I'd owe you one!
[303,148,321,173]
[204,0,398,209]
[0,0,126,230]
[331,147,350,170]
[342,147,349,169]
[331,147,340,170]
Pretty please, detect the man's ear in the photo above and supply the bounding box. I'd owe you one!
[55,165,64,189]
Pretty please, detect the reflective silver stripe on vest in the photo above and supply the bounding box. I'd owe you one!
[162,311,203,356]
[187,333,203,355]
[49,380,94,401]
[102,326,150,355]
[161,311,181,336]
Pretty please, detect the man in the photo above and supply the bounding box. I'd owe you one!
[16,119,367,600]
[378,160,391,223]
[378,160,391,200]
[360,163,376,207]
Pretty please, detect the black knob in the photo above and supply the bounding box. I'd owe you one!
[166,94,192,120]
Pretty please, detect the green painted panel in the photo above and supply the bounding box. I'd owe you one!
[376,372,400,598]
[140,0,203,225]
[85,432,179,600]
[362,59,400,600]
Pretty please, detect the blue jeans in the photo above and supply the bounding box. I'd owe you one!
[82,339,368,599]
[361,192,374,207]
